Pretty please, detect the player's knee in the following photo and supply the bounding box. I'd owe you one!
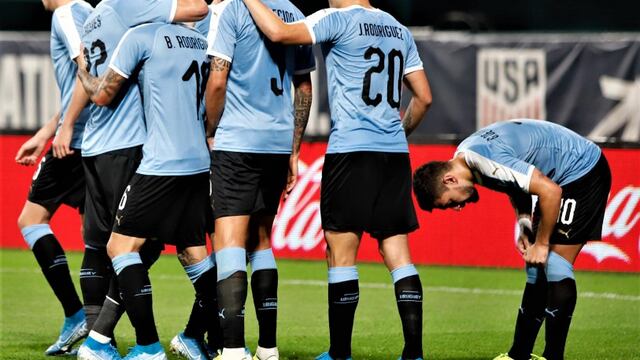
[17,203,49,229]
[183,254,215,284]
[545,251,575,282]
[177,245,208,266]
[215,247,247,281]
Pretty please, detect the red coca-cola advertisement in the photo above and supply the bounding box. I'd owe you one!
[1,136,638,272]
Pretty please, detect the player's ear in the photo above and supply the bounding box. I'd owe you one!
[443,173,457,185]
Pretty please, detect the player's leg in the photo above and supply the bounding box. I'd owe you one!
[214,215,251,360]
[247,215,279,360]
[505,266,547,360]
[377,234,423,360]
[541,244,582,360]
[321,230,361,360]
[170,245,216,360]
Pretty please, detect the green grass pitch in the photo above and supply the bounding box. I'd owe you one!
[1,249,638,359]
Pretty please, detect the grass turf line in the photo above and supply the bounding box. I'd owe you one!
[1,249,638,359]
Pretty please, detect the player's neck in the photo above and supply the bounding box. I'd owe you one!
[450,156,474,183]
[50,0,74,10]
[331,0,373,9]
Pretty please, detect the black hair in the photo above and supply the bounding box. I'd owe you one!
[412,161,451,212]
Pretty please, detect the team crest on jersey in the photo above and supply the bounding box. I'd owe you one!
[476,49,546,128]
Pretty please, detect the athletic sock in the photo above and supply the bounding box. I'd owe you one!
[542,252,577,360]
[328,266,359,360]
[91,277,125,342]
[113,252,158,346]
[22,225,83,317]
[216,247,248,349]
[392,265,423,360]
[508,266,547,360]
[80,245,112,330]
[249,249,278,349]
[183,255,218,341]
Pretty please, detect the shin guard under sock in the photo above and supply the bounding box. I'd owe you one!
[509,266,547,360]
[328,266,359,359]
[392,265,423,360]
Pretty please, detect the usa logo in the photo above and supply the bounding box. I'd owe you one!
[477,49,547,128]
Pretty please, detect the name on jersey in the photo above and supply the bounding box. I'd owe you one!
[164,35,207,50]
[358,23,404,40]
[271,8,295,23]
[83,15,101,34]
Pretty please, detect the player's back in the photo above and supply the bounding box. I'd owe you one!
[110,23,210,176]
[208,0,314,154]
[305,6,423,154]
[50,0,93,149]
[80,0,175,156]
[458,119,602,186]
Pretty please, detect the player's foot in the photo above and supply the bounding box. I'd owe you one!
[122,342,167,360]
[204,343,222,360]
[492,354,514,360]
[45,309,88,356]
[314,352,352,360]
[169,333,208,360]
[253,346,279,360]
[530,355,547,360]
[77,336,122,360]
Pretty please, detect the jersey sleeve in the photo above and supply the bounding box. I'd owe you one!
[462,147,535,193]
[117,0,176,27]
[404,30,423,75]
[303,9,348,45]
[206,0,236,62]
[108,26,153,79]
[53,6,85,60]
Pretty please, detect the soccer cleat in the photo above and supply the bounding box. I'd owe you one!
[77,336,122,360]
[397,358,423,360]
[204,344,222,360]
[122,342,167,360]
[169,333,209,360]
[492,354,514,360]
[221,348,252,360]
[253,346,279,360]
[44,310,88,356]
[315,352,352,360]
[530,355,547,360]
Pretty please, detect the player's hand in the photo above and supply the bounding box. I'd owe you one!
[206,136,215,151]
[15,136,46,166]
[52,125,75,158]
[523,242,549,266]
[516,217,534,255]
[77,44,88,71]
[285,153,299,198]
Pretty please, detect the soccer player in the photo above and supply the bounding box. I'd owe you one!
[75,21,212,360]
[239,1,433,359]
[15,0,92,355]
[412,119,612,360]
[203,1,314,359]
[52,0,210,359]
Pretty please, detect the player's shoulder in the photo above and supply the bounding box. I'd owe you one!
[53,0,92,23]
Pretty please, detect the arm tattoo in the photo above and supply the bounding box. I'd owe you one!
[77,68,125,104]
[402,105,415,136]
[292,86,312,154]
[210,57,231,72]
[77,67,102,99]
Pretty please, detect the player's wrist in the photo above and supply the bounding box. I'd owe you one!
[518,217,532,232]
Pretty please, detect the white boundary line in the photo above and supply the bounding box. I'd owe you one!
[2,267,639,302]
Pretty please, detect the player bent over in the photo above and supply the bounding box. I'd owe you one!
[412,119,611,360]
[203,0,314,359]
[240,1,433,359]
[15,0,93,354]
[75,21,213,360]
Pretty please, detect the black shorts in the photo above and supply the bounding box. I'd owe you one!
[532,154,611,245]
[83,146,142,248]
[27,148,85,214]
[112,172,210,249]
[321,151,419,240]
[210,151,289,219]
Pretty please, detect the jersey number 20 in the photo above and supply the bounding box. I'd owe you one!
[361,47,404,109]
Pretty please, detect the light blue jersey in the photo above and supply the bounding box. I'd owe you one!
[110,23,210,176]
[207,0,315,154]
[80,0,177,156]
[456,119,602,193]
[304,5,423,154]
[50,0,92,149]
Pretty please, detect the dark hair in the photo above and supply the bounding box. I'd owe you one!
[412,161,451,212]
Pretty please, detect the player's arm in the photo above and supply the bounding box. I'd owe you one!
[15,111,60,166]
[174,0,209,22]
[286,73,313,194]
[509,191,534,255]
[204,56,231,145]
[76,49,127,106]
[52,77,90,158]
[524,169,562,265]
[401,70,432,136]
[241,0,312,45]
